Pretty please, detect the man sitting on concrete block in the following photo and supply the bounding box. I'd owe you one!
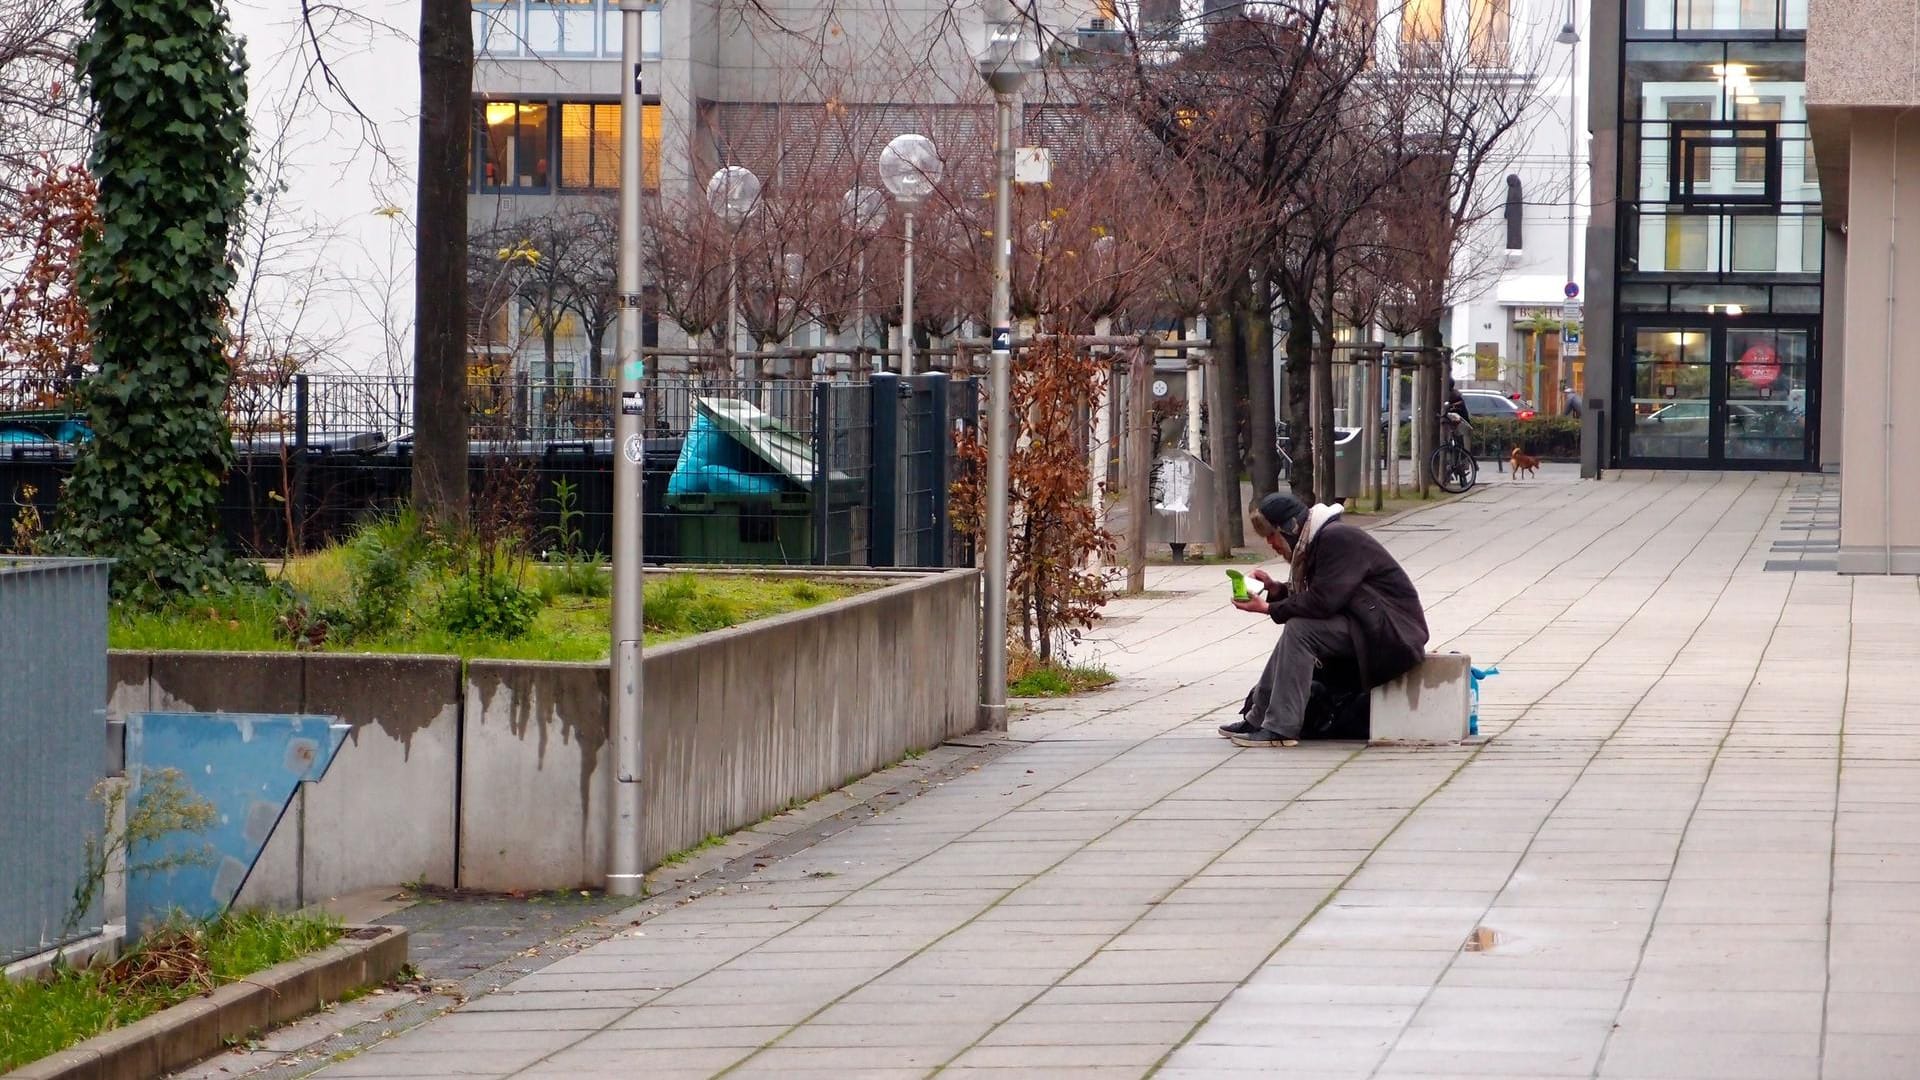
[1220,493,1430,748]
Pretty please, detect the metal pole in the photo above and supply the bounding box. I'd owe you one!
[1367,352,1383,512]
[727,247,739,380]
[854,249,866,375]
[902,211,917,377]
[606,0,647,898]
[1126,345,1150,594]
[1185,318,1202,452]
[981,89,1014,731]
[1566,14,1579,297]
[1388,358,1401,496]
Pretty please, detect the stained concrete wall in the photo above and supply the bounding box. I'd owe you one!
[107,652,463,910]
[458,567,981,890]
[110,568,980,899]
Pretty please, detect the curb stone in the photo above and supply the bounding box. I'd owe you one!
[4,926,406,1080]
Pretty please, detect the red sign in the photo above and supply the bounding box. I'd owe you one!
[1737,344,1781,389]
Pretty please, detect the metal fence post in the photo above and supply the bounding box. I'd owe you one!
[923,371,950,568]
[291,373,310,553]
[812,380,831,564]
[869,372,899,567]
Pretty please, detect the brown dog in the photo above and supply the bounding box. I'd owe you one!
[1510,445,1541,479]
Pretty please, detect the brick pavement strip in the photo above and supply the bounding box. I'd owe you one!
[227,470,1920,1080]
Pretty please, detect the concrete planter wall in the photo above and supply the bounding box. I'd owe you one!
[108,569,979,901]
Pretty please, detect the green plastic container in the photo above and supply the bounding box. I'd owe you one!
[1225,569,1250,601]
[665,490,831,564]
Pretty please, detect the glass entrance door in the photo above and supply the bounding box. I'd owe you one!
[1619,317,1817,467]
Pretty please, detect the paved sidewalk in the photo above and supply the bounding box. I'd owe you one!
[307,470,1920,1080]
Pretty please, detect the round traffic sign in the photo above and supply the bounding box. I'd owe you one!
[1564,282,1580,299]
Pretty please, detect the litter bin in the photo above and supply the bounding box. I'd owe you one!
[1332,426,1362,500]
[664,395,859,564]
[665,489,831,564]
[1145,449,1217,560]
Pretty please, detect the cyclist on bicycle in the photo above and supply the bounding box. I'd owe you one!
[1442,381,1472,454]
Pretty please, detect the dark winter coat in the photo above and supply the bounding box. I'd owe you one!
[1266,521,1429,690]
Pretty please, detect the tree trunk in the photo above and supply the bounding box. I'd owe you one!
[1313,262,1338,506]
[412,0,473,529]
[1245,275,1279,498]
[1207,305,1240,556]
[1283,292,1314,499]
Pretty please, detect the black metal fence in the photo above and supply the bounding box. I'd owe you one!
[0,371,975,569]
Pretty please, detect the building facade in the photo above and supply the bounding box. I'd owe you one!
[1584,0,1826,476]
[465,0,1103,383]
[1442,0,1593,414]
[1802,0,1920,571]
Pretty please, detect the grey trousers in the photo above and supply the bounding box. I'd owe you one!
[1244,616,1358,739]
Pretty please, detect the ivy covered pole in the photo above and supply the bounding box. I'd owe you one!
[63,0,249,601]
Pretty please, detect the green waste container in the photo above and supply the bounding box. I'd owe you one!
[665,489,839,563]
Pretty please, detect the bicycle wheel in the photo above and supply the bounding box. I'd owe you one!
[1430,444,1477,493]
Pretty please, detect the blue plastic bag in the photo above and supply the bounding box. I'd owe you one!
[1468,666,1499,736]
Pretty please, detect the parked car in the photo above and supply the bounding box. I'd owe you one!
[1461,390,1535,421]
[1643,401,1762,436]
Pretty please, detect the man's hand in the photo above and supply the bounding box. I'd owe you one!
[1232,594,1269,615]
[1250,569,1275,588]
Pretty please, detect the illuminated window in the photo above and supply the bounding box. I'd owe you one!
[1469,0,1509,68]
[481,99,661,194]
[560,102,620,190]
[478,102,550,191]
[1401,0,1443,65]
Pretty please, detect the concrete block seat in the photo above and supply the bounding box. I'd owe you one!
[1367,652,1472,745]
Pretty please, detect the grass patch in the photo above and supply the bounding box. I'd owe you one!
[1008,659,1117,698]
[659,832,728,867]
[0,911,341,1072]
[109,571,862,662]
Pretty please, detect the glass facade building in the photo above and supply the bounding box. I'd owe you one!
[1591,0,1824,469]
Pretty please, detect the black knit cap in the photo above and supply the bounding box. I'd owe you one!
[1253,493,1308,539]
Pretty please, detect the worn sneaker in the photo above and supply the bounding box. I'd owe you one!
[1217,718,1260,738]
[1230,729,1300,748]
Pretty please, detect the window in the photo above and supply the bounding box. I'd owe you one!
[1671,121,1777,206]
[1731,216,1777,271]
[525,0,596,54]
[1469,0,1509,67]
[1401,0,1443,65]
[560,103,621,190]
[1800,216,1823,273]
[1732,99,1781,183]
[1665,215,1708,270]
[478,98,661,194]
[479,102,551,191]
[1739,0,1775,29]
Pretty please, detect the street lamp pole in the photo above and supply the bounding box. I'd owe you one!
[879,134,941,378]
[607,0,648,898]
[901,212,916,375]
[976,10,1032,731]
[844,187,885,375]
[706,166,761,381]
[1559,7,1581,410]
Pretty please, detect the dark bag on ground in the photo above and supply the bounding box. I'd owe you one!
[1301,658,1370,740]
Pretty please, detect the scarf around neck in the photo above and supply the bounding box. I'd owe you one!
[1288,503,1345,592]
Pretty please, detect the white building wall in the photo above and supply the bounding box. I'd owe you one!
[1437,0,1591,394]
